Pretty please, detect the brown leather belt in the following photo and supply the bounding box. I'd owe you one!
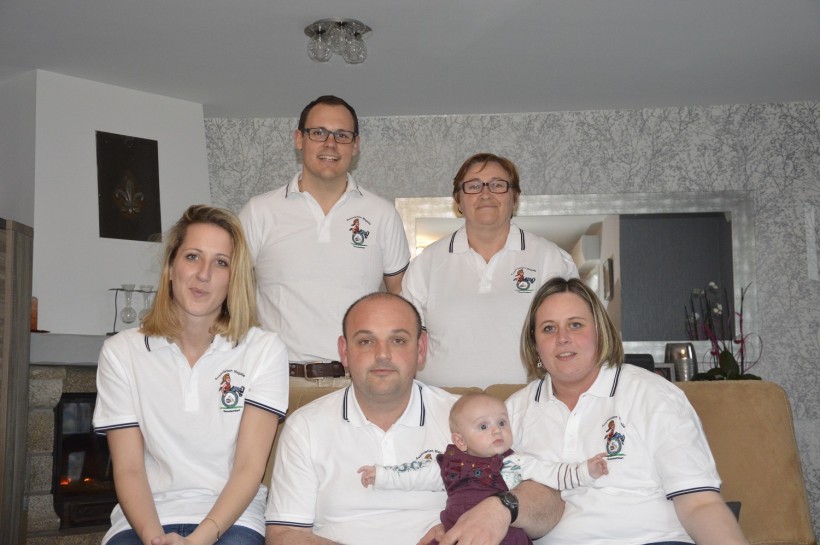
[289,361,346,379]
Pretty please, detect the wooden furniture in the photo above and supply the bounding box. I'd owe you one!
[0,218,34,544]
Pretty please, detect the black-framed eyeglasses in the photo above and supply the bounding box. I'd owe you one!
[460,179,511,194]
[302,127,357,144]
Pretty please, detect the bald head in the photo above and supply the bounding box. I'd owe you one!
[342,292,423,340]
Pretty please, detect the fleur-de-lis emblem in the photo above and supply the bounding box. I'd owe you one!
[114,173,144,216]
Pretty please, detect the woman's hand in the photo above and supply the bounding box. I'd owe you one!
[150,532,188,545]
[149,524,218,545]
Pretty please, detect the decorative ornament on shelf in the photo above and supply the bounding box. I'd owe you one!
[120,284,137,325]
[684,281,762,380]
[138,284,154,321]
[108,285,157,335]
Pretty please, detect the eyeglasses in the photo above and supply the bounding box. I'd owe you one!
[459,179,511,194]
[302,127,357,144]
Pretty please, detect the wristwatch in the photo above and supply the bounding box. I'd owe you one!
[494,491,519,523]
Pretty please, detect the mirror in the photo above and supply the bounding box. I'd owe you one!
[395,191,757,363]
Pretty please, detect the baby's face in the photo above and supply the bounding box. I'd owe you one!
[452,397,513,458]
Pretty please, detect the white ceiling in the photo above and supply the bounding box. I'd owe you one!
[1,0,819,119]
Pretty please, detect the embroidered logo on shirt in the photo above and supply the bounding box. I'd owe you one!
[501,457,525,488]
[217,371,245,411]
[385,450,438,474]
[603,417,626,458]
[348,217,371,247]
[512,267,536,292]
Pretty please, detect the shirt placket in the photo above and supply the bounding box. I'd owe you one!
[178,343,217,411]
[559,397,584,460]
[368,425,395,465]
[471,252,495,294]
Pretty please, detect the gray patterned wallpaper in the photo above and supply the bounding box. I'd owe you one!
[206,101,820,537]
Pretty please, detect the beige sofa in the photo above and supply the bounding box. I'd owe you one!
[265,380,816,545]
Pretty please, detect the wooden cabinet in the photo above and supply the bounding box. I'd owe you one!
[1,218,33,544]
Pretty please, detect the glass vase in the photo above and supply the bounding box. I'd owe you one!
[138,285,154,321]
[120,284,137,324]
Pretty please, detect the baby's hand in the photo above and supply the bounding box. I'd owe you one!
[357,465,376,487]
[588,452,609,479]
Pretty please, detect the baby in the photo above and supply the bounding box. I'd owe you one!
[358,392,608,545]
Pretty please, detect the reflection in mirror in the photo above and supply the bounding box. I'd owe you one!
[396,191,756,362]
[619,212,733,342]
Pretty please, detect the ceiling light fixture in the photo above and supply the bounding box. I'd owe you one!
[304,18,372,64]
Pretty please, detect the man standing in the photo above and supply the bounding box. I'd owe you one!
[264,293,563,545]
[240,96,410,385]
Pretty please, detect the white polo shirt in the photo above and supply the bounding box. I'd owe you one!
[403,224,578,388]
[93,327,289,543]
[240,173,410,362]
[506,364,720,545]
[266,381,457,545]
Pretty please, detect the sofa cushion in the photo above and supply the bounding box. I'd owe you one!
[677,381,815,545]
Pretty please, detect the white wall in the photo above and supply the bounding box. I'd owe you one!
[32,71,211,334]
[0,72,37,226]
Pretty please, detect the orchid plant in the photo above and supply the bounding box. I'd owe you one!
[684,282,761,380]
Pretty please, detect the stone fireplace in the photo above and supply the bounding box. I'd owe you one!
[27,365,108,544]
[26,333,110,545]
[52,392,116,529]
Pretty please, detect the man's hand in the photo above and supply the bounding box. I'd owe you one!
[416,523,445,545]
[437,495,510,545]
[438,481,564,545]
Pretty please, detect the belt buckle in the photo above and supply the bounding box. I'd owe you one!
[304,362,326,382]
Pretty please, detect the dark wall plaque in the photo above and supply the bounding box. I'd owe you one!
[96,131,161,242]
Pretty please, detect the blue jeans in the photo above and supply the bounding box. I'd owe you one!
[107,523,264,545]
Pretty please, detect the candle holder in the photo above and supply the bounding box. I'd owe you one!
[665,342,697,381]
[108,285,158,335]
[120,284,137,325]
[138,284,154,321]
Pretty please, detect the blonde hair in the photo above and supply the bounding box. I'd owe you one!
[520,277,623,381]
[140,204,258,343]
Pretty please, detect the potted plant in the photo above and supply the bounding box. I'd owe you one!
[685,282,761,380]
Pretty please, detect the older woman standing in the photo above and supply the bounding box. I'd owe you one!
[93,205,289,545]
[498,277,746,545]
[402,153,578,388]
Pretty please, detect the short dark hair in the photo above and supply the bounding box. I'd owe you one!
[298,95,359,135]
[342,292,422,339]
[451,152,522,210]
